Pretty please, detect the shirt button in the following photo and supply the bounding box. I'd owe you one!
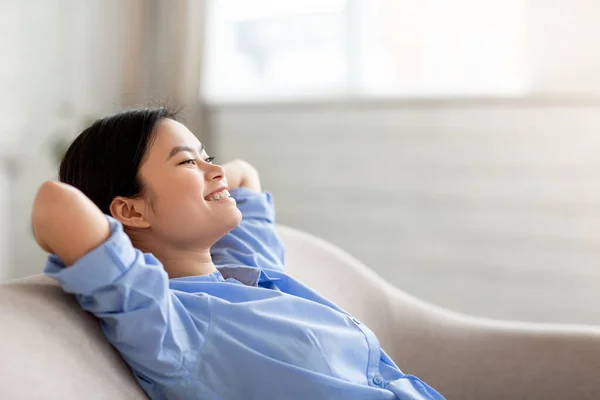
[372,375,384,386]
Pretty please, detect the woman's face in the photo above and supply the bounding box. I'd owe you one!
[136,118,242,248]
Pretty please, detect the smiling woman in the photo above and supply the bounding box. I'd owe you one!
[56,107,246,278]
[31,106,445,400]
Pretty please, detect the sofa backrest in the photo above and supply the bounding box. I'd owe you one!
[0,275,147,400]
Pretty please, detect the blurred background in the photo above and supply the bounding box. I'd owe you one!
[2,0,600,325]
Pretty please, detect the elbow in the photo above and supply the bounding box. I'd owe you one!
[31,181,91,255]
[32,181,65,252]
[34,181,71,210]
[32,181,72,228]
[32,181,110,265]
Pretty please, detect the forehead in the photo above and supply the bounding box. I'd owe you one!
[147,118,201,159]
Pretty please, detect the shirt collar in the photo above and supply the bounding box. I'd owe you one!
[169,265,281,288]
[217,265,262,286]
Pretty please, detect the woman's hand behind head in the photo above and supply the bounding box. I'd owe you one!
[223,159,261,193]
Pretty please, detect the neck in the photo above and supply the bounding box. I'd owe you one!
[130,233,217,279]
[153,248,217,279]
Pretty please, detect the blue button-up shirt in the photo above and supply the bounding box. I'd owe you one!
[44,187,444,400]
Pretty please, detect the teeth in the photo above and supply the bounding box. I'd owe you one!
[208,189,230,202]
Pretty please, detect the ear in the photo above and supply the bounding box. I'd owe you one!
[109,196,151,229]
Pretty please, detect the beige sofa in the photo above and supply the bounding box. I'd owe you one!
[1,225,599,400]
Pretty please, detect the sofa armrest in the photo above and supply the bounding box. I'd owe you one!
[384,282,600,400]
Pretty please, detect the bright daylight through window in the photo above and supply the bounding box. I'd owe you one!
[203,0,527,103]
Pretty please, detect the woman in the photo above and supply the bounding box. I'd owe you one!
[32,107,444,400]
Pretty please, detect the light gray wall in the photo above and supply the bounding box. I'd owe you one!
[4,0,126,280]
[210,99,600,325]
[0,164,9,282]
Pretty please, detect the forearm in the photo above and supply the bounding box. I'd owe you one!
[32,181,110,266]
[240,165,261,192]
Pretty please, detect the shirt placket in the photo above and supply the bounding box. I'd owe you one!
[346,315,387,389]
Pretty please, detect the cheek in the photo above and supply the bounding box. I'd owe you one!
[166,172,205,199]
[149,174,204,215]
[174,188,207,218]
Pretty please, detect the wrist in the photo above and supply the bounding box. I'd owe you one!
[223,159,261,192]
[240,164,261,192]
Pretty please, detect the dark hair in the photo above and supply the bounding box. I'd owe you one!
[59,106,178,215]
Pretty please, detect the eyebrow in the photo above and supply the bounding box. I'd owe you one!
[167,143,204,160]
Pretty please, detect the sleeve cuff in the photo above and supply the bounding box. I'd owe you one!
[43,215,140,295]
[230,187,275,222]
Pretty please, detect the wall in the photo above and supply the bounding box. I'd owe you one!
[0,165,8,282]
[209,98,600,325]
[0,1,22,280]
[5,0,126,280]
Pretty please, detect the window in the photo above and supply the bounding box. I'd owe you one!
[203,0,527,102]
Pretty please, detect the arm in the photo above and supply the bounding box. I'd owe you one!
[222,159,261,192]
[33,182,205,388]
[210,160,285,271]
[32,181,110,266]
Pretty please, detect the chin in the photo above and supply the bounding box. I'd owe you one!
[220,208,243,232]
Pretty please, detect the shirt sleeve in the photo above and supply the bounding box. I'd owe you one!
[210,187,286,272]
[43,216,209,383]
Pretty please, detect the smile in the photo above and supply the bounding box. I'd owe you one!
[206,189,231,202]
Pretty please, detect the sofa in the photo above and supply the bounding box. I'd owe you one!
[1,225,599,399]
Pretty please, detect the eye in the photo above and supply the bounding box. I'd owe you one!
[179,159,197,165]
[205,156,215,164]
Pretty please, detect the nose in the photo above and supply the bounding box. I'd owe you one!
[204,162,225,182]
